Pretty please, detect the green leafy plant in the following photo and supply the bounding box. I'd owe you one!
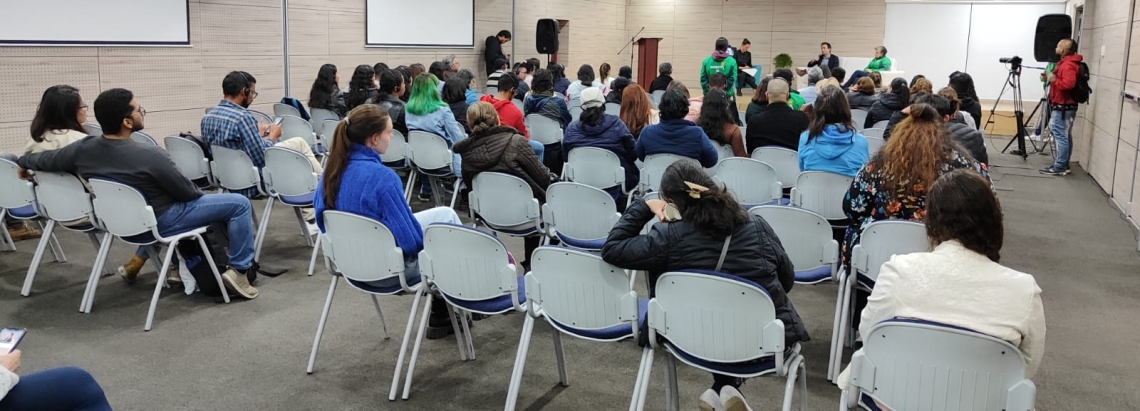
[773,53,793,69]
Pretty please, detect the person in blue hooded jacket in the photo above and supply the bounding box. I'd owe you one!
[563,87,639,201]
[635,89,719,168]
[798,85,869,177]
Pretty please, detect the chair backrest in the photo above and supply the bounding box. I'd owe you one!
[850,320,1035,411]
[866,135,885,157]
[485,86,499,95]
[250,110,274,124]
[512,99,524,111]
[164,135,211,181]
[130,131,158,146]
[210,145,262,192]
[419,224,519,304]
[640,192,661,235]
[406,130,453,171]
[470,172,540,228]
[525,247,638,336]
[851,220,928,282]
[273,103,302,119]
[568,105,584,122]
[872,120,889,130]
[309,108,340,135]
[604,102,622,116]
[88,178,158,239]
[564,147,625,190]
[280,115,317,146]
[648,271,785,363]
[862,128,885,139]
[0,159,36,211]
[380,129,409,165]
[640,153,686,193]
[649,90,665,107]
[84,123,102,136]
[33,171,95,223]
[749,206,836,273]
[321,120,341,153]
[851,109,869,130]
[263,147,319,198]
[714,158,782,206]
[541,182,620,243]
[322,211,405,283]
[751,147,800,189]
[713,143,735,162]
[791,171,854,220]
[525,114,563,145]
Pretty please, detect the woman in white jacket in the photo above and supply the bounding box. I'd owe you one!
[0,350,111,410]
[838,169,1046,395]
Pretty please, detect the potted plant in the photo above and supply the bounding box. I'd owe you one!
[773,53,793,69]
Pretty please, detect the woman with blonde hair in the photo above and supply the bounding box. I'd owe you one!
[618,83,659,139]
[909,77,933,96]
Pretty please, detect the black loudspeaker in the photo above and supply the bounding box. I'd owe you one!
[537,19,559,54]
[1035,14,1073,63]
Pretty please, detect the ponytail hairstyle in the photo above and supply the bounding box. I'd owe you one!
[321,105,392,209]
[466,101,501,136]
[599,63,612,81]
[874,103,953,195]
[659,159,749,238]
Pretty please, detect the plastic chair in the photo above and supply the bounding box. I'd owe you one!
[851,109,869,131]
[648,271,807,411]
[525,114,563,145]
[485,86,499,95]
[637,154,686,196]
[512,99,524,111]
[866,136,885,157]
[210,145,264,195]
[260,147,321,275]
[250,110,274,125]
[165,136,216,187]
[715,158,782,207]
[279,114,320,149]
[309,107,340,137]
[470,172,542,238]
[84,123,102,136]
[649,90,665,107]
[87,178,230,330]
[861,128,884,139]
[505,247,651,411]
[0,159,65,264]
[605,102,622,116]
[305,211,421,402]
[829,221,927,382]
[563,147,626,192]
[24,172,112,304]
[841,319,1036,411]
[569,106,584,122]
[0,209,16,252]
[749,206,837,285]
[790,171,854,220]
[752,147,800,191]
[321,120,340,156]
[872,120,889,130]
[405,131,460,208]
[273,103,302,119]
[541,182,620,250]
[402,224,523,400]
[714,143,735,163]
[130,131,158,146]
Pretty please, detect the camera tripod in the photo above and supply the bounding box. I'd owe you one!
[986,64,1031,159]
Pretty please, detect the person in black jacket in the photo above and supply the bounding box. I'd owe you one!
[483,30,511,77]
[735,39,759,96]
[601,159,809,406]
[949,71,983,129]
[808,42,841,71]
[308,64,347,117]
[648,62,674,93]
[746,78,810,152]
[866,77,908,131]
[919,93,988,164]
[373,68,409,138]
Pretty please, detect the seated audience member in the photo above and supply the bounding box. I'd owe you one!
[308,64,347,118]
[409,63,426,79]
[344,64,378,111]
[774,68,806,110]
[606,77,632,105]
[406,73,468,201]
[949,71,983,129]
[869,72,885,93]
[26,85,88,155]
[455,102,551,271]
[799,85,869,177]
[373,68,409,137]
[442,54,460,80]
[698,89,746,157]
[395,66,414,102]
[667,81,703,122]
[846,77,878,110]
[0,350,112,411]
[831,67,847,85]
[314,104,463,338]
[635,90,718,168]
[920,93,987,164]
[599,63,616,92]
[808,41,841,71]
[798,67,825,105]
[836,169,1044,392]
[564,88,639,200]
[647,63,674,93]
[746,79,811,152]
[619,83,660,140]
[938,87,977,130]
[744,77,772,122]
[526,58,542,82]
[866,77,909,130]
[815,77,841,93]
[486,59,509,90]
[909,74,925,86]
[884,90,928,140]
[479,73,546,161]
[601,159,808,411]
[456,69,481,105]
[909,76,933,96]
[512,62,530,100]
[442,78,472,133]
[618,66,633,79]
[523,69,573,128]
[567,64,600,105]
[550,63,571,95]
[705,72,742,125]
[842,45,892,88]
[430,61,447,93]
[735,38,759,96]
[20,88,261,298]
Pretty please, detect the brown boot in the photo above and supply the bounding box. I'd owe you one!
[7,221,41,242]
[117,256,147,284]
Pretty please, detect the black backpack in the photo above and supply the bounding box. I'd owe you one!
[176,222,258,299]
[1071,61,1092,104]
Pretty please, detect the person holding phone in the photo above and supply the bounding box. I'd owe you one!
[0,348,112,410]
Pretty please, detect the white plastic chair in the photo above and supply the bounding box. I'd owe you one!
[841,319,1036,411]
[309,107,340,137]
[872,120,889,130]
[541,182,620,251]
[649,271,807,411]
[649,90,665,107]
[861,128,884,139]
[637,153,686,196]
[563,147,626,192]
[865,136,885,157]
[84,123,102,136]
[24,172,112,305]
[605,102,622,116]
[273,103,302,119]
[525,114,563,145]
[829,220,928,382]
[250,110,274,125]
[790,171,854,220]
[261,147,321,275]
[749,206,837,285]
[87,178,230,330]
[402,224,523,400]
[279,114,320,149]
[713,143,735,163]
[485,86,499,95]
[209,145,263,196]
[305,211,421,402]
[0,159,65,264]
[505,247,650,411]
[569,106,584,122]
[715,158,782,207]
[130,131,158,146]
[405,131,460,208]
[0,209,16,252]
[752,147,801,192]
[851,109,869,131]
[512,99,524,111]
[165,135,216,188]
[470,172,542,239]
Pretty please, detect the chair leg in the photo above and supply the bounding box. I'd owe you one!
[0,211,15,252]
[799,359,808,411]
[307,275,339,374]
[389,287,424,401]
[828,272,848,382]
[446,304,468,361]
[144,244,180,331]
[370,294,390,340]
[307,234,322,276]
[503,315,536,411]
[194,235,230,305]
[254,197,275,261]
[664,353,680,411]
[404,170,417,204]
[293,207,313,247]
[86,232,112,276]
[631,348,653,411]
[401,291,435,400]
[20,220,56,297]
[147,245,164,275]
[833,275,855,378]
[40,220,66,263]
[782,355,804,411]
[460,309,475,360]
[552,331,568,386]
[81,232,113,313]
[449,179,460,209]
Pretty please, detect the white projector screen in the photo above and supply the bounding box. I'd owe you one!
[366,0,474,48]
[0,0,190,46]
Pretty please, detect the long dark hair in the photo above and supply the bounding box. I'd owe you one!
[752,77,771,104]
[577,64,595,86]
[697,89,733,145]
[926,169,1003,262]
[308,64,339,110]
[599,63,612,80]
[30,85,85,141]
[807,85,854,140]
[428,61,446,80]
[659,159,749,238]
[322,105,392,209]
[949,72,979,101]
[441,78,468,104]
[531,69,553,93]
[888,77,910,104]
[580,106,606,127]
[345,64,376,109]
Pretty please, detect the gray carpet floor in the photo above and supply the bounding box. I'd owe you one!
[1,137,1138,410]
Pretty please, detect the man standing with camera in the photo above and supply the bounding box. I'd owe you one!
[1040,38,1084,176]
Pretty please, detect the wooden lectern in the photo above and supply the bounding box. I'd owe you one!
[636,38,663,86]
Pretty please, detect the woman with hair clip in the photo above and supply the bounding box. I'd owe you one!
[697,89,747,157]
[308,64,347,117]
[865,77,909,130]
[601,159,808,411]
[618,83,659,140]
[344,64,378,111]
[799,85,869,177]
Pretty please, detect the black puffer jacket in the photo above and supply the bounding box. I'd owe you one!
[601,199,810,345]
[374,94,408,137]
[865,92,905,129]
[958,96,983,129]
[946,121,988,164]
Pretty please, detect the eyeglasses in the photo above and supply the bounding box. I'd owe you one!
[80,104,89,110]
[247,89,259,99]
[135,106,147,117]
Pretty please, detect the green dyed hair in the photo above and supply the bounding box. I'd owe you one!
[405,73,448,116]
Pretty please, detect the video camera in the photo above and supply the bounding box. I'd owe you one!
[999,55,1023,70]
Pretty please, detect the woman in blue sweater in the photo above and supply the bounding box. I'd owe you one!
[634,89,719,168]
[798,85,869,177]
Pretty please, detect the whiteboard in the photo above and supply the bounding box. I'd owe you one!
[965,3,1067,101]
[885,3,971,96]
[366,0,474,48]
[0,0,189,46]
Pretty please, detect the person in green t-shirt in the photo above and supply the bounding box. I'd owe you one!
[1032,62,1057,138]
[841,46,892,89]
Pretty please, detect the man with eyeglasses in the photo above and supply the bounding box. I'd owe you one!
[200,71,324,234]
[14,88,261,299]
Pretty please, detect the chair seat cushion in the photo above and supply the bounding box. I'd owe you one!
[483,220,541,236]
[555,232,606,250]
[279,192,314,207]
[860,393,883,411]
[794,265,832,284]
[548,298,648,341]
[7,204,37,219]
[346,274,422,295]
[443,275,526,314]
[664,341,781,377]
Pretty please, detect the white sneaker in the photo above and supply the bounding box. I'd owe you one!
[699,388,725,411]
[720,386,754,411]
[306,221,320,236]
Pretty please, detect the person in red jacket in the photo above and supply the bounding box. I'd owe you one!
[478,72,545,161]
[1041,38,1083,176]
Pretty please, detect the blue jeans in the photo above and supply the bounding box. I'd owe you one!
[0,367,111,411]
[135,193,255,270]
[529,140,545,162]
[843,70,869,89]
[1051,108,1076,169]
